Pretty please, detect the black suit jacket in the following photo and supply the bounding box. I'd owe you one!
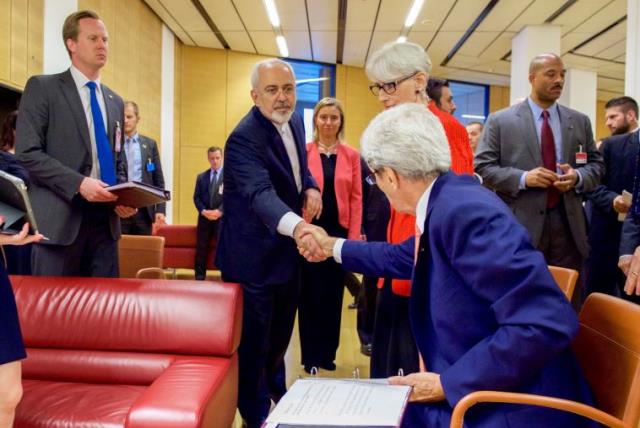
[193,168,223,213]
[360,156,389,242]
[128,134,166,220]
[16,69,126,245]
[587,131,637,258]
[617,131,640,256]
[215,106,317,285]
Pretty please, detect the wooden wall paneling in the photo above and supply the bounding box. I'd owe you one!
[489,85,510,113]
[595,99,608,141]
[10,0,28,87]
[0,0,12,84]
[341,65,382,150]
[27,0,43,78]
[173,38,182,222]
[176,146,204,225]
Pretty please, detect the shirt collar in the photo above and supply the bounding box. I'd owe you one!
[211,167,222,175]
[70,65,102,93]
[415,177,438,234]
[527,96,558,119]
[126,133,139,143]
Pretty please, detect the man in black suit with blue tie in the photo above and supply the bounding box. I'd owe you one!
[193,146,223,280]
[215,58,322,428]
[16,10,135,277]
[586,96,638,298]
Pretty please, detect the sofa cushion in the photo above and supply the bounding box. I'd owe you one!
[17,380,146,427]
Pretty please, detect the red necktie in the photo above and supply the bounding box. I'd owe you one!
[541,110,559,208]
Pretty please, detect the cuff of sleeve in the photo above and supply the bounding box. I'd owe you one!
[333,238,346,264]
[519,172,527,190]
[620,254,633,261]
[277,212,304,237]
[575,170,584,192]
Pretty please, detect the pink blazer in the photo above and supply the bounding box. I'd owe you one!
[306,142,363,240]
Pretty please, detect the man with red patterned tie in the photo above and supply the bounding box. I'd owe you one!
[475,53,604,308]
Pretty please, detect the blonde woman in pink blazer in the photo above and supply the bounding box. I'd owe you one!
[299,97,363,373]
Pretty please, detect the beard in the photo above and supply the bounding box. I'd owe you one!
[612,121,630,135]
[270,108,294,124]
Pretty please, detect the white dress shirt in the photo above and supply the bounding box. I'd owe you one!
[274,120,305,237]
[70,65,108,179]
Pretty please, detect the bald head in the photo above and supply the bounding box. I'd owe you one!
[529,53,563,74]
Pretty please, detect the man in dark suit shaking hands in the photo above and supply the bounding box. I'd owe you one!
[193,146,223,280]
[121,100,166,235]
[16,10,136,277]
[215,58,322,428]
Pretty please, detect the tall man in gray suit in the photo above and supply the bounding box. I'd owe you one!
[121,100,166,235]
[475,53,604,306]
[16,10,136,277]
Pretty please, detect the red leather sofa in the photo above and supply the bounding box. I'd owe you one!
[10,275,242,427]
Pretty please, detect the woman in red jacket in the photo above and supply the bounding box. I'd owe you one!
[299,97,362,372]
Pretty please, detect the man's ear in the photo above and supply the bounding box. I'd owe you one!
[250,89,258,104]
[414,72,427,94]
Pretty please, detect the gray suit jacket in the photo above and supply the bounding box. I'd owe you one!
[474,100,604,258]
[16,69,126,245]
[131,134,166,220]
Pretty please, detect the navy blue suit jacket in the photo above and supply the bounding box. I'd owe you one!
[342,173,595,428]
[193,168,223,213]
[587,132,637,257]
[216,107,316,285]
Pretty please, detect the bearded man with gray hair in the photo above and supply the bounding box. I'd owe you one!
[215,58,322,427]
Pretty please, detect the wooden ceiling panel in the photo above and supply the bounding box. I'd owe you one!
[573,20,626,55]
[374,0,413,32]
[562,53,600,70]
[144,0,194,45]
[279,0,309,31]
[410,0,456,33]
[159,0,210,32]
[479,31,515,60]
[439,0,492,32]
[249,30,280,57]
[189,31,224,49]
[342,31,372,67]
[199,0,245,31]
[476,0,534,32]
[283,30,312,61]
[368,31,402,59]
[233,0,272,31]
[307,0,338,31]
[598,89,622,100]
[425,31,465,59]
[554,0,616,33]
[222,31,256,53]
[457,31,502,57]
[597,77,624,92]
[407,31,436,49]
[562,0,625,35]
[506,0,565,32]
[595,38,626,59]
[596,62,625,75]
[311,31,337,64]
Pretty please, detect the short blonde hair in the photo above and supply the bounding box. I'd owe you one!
[312,97,345,141]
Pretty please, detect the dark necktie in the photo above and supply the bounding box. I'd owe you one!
[209,170,218,208]
[541,110,559,208]
[86,81,116,185]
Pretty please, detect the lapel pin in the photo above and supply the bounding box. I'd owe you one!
[108,94,113,99]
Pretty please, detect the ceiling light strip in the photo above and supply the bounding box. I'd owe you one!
[404,0,425,27]
[262,0,289,57]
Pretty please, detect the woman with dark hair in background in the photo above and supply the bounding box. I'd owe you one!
[1,111,18,153]
[299,97,362,372]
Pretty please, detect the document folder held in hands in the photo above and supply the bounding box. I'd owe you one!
[0,169,40,235]
[265,378,411,427]
[105,181,170,209]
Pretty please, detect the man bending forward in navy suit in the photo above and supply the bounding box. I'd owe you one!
[215,59,323,427]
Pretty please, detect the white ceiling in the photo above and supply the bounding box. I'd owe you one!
[143,0,628,100]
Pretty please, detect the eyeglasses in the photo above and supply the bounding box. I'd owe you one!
[369,72,418,96]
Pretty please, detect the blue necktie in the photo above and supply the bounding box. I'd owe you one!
[86,81,116,185]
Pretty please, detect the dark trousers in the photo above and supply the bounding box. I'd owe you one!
[370,280,420,378]
[120,209,152,235]
[299,259,345,367]
[31,205,118,277]
[194,216,218,280]
[237,276,300,427]
[537,204,585,310]
[357,275,378,346]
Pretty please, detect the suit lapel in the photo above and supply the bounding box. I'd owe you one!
[558,105,574,164]
[516,102,543,165]
[139,136,150,181]
[58,70,92,153]
[102,84,119,149]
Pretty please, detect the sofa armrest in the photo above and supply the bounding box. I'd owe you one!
[126,357,237,428]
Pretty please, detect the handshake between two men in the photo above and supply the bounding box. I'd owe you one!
[292,222,336,262]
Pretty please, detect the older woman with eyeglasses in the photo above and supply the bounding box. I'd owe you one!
[299,97,362,373]
[358,42,475,379]
[300,104,597,428]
